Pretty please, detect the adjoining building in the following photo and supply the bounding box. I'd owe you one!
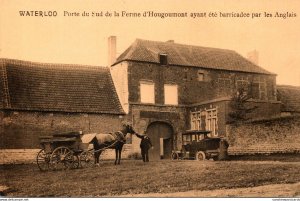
[277,85,300,116]
[0,59,125,154]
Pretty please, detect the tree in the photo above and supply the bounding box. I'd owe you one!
[228,88,258,123]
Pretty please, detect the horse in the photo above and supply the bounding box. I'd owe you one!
[89,124,136,165]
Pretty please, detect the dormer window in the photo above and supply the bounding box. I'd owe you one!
[159,53,168,65]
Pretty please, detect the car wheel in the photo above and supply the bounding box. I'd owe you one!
[171,152,179,160]
[196,151,206,161]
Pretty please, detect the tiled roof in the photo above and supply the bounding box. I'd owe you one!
[0,58,124,114]
[277,85,300,112]
[114,39,274,75]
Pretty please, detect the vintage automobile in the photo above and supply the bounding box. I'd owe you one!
[171,130,227,161]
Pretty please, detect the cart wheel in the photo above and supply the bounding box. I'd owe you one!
[171,152,179,160]
[50,147,74,170]
[80,150,95,168]
[72,155,80,169]
[196,151,206,161]
[36,149,50,171]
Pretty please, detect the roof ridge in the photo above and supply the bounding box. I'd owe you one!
[135,38,236,53]
[0,58,108,70]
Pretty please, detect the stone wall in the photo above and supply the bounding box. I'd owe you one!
[0,110,133,164]
[127,61,277,105]
[130,104,187,152]
[226,116,300,155]
[0,110,124,149]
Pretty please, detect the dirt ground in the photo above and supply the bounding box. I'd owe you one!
[1,158,300,197]
[123,182,300,197]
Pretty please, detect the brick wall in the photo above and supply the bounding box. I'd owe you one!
[0,110,134,164]
[127,61,277,105]
[226,116,300,155]
[0,110,124,149]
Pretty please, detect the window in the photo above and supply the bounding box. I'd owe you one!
[164,84,178,105]
[237,80,249,93]
[140,81,155,103]
[191,111,206,131]
[252,83,260,99]
[191,112,200,130]
[206,108,218,136]
[197,71,204,81]
[218,78,231,88]
[159,53,168,65]
[251,81,267,100]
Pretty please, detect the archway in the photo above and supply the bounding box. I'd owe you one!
[146,121,173,160]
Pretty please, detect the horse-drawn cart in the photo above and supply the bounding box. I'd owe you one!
[36,131,94,171]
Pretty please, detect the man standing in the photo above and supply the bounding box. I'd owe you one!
[218,137,229,160]
[135,133,153,162]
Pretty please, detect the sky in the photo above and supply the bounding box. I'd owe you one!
[0,0,300,86]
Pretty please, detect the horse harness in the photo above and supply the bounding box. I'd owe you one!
[112,131,127,143]
[92,131,126,154]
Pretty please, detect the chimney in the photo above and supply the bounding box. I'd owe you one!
[247,50,259,65]
[108,36,117,67]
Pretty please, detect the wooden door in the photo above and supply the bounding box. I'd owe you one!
[146,122,173,160]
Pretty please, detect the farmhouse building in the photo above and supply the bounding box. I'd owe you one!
[0,59,126,152]
[109,37,283,160]
[1,38,299,162]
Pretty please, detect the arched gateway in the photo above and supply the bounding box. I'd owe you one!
[146,122,174,160]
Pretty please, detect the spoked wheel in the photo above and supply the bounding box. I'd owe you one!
[72,155,80,169]
[195,151,206,161]
[171,152,179,160]
[50,147,75,170]
[36,149,50,171]
[79,150,95,168]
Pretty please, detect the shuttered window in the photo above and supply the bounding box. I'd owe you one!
[140,81,155,103]
[164,84,178,105]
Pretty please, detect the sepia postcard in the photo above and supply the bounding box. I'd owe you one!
[0,0,300,199]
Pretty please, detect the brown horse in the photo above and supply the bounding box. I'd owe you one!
[90,124,135,165]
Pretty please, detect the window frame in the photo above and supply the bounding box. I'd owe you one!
[159,53,168,65]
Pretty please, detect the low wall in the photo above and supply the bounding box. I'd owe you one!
[226,116,300,155]
[0,144,133,165]
[0,110,124,149]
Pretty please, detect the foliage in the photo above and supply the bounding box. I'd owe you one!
[228,88,258,123]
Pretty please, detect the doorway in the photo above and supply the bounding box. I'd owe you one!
[146,122,173,160]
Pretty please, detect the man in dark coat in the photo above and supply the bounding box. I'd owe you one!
[135,133,153,162]
[218,137,229,160]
